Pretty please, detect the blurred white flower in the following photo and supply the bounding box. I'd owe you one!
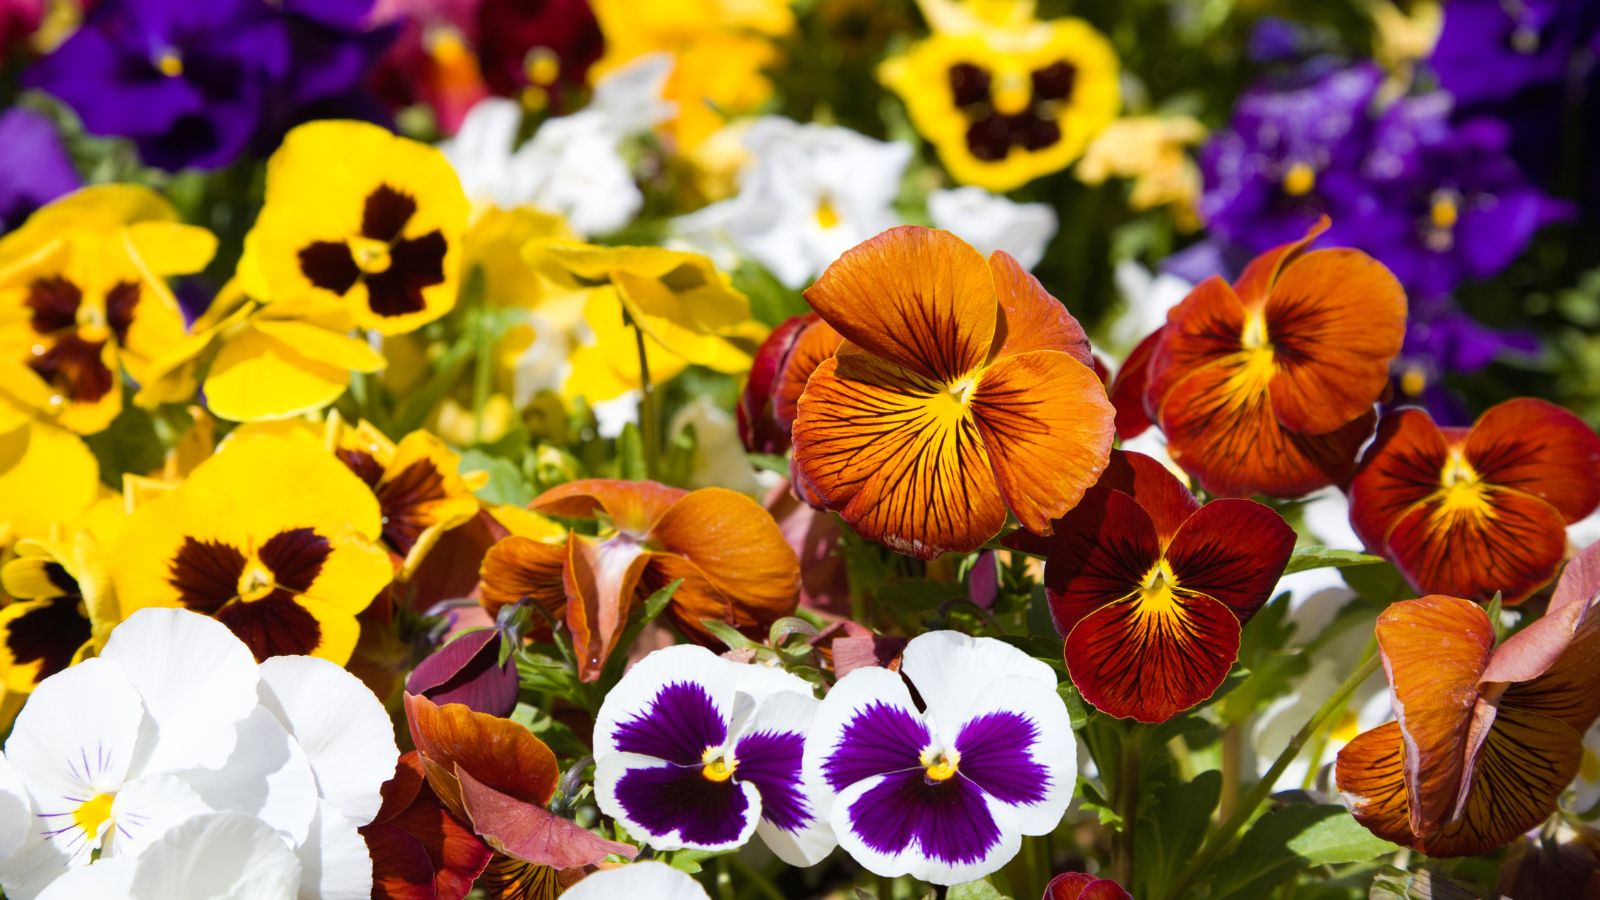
[1110,261,1193,352]
[1572,722,1600,816]
[927,187,1057,270]
[669,397,770,496]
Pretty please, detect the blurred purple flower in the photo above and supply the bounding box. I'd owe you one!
[0,108,79,233]
[1391,297,1538,425]
[1430,0,1599,107]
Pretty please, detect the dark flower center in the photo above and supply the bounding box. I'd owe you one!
[947,60,1077,162]
[297,183,448,319]
[167,528,331,660]
[3,563,91,686]
[22,276,138,404]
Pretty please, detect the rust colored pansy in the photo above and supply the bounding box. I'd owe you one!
[1337,542,1600,857]
[1010,449,1295,723]
[1044,872,1133,900]
[1140,217,1406,498]
[362,751,495,900]
[1349,398,1600,604]
[737,312,843,455]
[1108,327,1162,441]
[791,225,1114,559]
[479,479,800,681]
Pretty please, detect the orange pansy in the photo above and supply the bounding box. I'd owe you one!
[790,225,1113,559]
[479,479,800,681]
[1348,398,1600,604]
[1139,217,1406,497]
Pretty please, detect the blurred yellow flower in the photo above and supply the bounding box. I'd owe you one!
[0,185,215,434]
[880,0,1120,191]
[1077,115,1207,231]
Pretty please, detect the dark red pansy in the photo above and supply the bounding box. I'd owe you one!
[1044,871,1133,900]
[738,312,843,455]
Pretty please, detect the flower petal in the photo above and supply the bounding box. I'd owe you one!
[1231,215,1328,308]
[405,630,518,718]
[403,693,560,813]
[899,630,1059,737]
[457,766,637,868]
[1065,589,1241,723]
[125,812,302,900]
[562,862,710,900]
[478,536,567,622]
[530,479,687,536]
[987,250,1094,364]
[1464,398,1600,523]
[205,327,356,423]
[1144,276,1247,410]
[596,753,759,852]
[1093,449,1200,544]
[803,225,997,382]
[592,644,737,764]
[564,531,652,681]
[1108,328,1162,441]
[0,752,29,859]
[771,317,843,431]
[830,768,1018,886]
[734,691,835,867]
[296,800,373,900]
[1348,408,1451,552]
[1384,487,1567,604]
[1164,499,1295,617]
[803,665,927,800]
[1040,487,1161,638]
[1335,721,1417,848]
[1045,873,1134,900]
[952,676,1075,836]
[178,706,318,847]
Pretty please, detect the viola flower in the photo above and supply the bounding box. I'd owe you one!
[564,862,710,900]
[240,120,469,336]
[1012,450,1295,722]
[803,630,1075,884]
[1337,543,1600,856]
[737,312,842,457]
[0,109,79,235]
[474,0,604,110]
[0,751,27,862]
[1044,872,1133,900]
[926,186,1058,271]
[1138,217,1406,498]
[791,225,1114,559]
[879,3,1119,191]
[361,751,493,900]
[479,479,800,681]
[1077,115,1207,231]
[1348,398,1600,604]
[0,422,99,545]
[111,430,393,664]
[1429,0,1595,107]
[593,644,835,864]
[0,184,216,435]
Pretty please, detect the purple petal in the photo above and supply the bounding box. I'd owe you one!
[954,712,1050,806]
[613,764,751,846]
[821,701,928,791]
[733,730,812,832]
[613,682,728,766]
[405,629,518,717]
[847,769,1001,864]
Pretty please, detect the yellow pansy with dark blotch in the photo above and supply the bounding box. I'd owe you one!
[241,121,469,335]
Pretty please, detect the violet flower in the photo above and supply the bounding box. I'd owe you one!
[0,108,79,233]
[1429,0,1600,107]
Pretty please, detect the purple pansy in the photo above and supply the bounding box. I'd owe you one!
[802,631,1075,885]
[0,108,79,234]
[1390,297,1538,426]
[593,645,835,866]
[1429,0,1600,108]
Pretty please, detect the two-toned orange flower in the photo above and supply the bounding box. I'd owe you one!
[1337,542,1600,856]
[1009,450,1294,722]
[790,225,1114,559]
[479,479,800,681]
[1349,398,1600,604]
[1119,217,1407,497]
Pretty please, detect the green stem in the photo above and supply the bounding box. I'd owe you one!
[1163,650,1381,900]
[631,322,661,480]
[715,856,734,900]
[725,855,784,900]
[1115,726,1143,887]
[876,874,895,900]
[471,307,494,446]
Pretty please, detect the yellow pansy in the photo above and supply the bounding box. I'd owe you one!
[0,496,125,693]
[241,120,470,336]
[589,0,793,150]
[879,0,1120,191]
[0,185,215,434]
[541,243,766,403]
[0,420,100,546]
[112,429,392,664]
[1077,115,1207,231]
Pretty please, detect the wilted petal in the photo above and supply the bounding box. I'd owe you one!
[457,767,637,868]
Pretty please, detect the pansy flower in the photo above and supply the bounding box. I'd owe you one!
[593,644,835,865]
[1132,217,1406,498]
[1044,872,1133,900]
[241,120,469,336]
[111,430,392,664]
[878,1,1120,191]
[1348,398,1600,604]
[479,479,800,681]
[0,185,216,434]
[563,862,711,900]
[803,630,1075,884]
[1337,542,1600,856]
[790,225,1114,559]
[1011,450,1295,722]
[0,421,99,549]
[737,312,842,456]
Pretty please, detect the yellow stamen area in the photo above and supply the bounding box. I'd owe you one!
[815,197,841,230]
[919,747,960,782]
[992,71,1031,116]
[1399,366,1427,398]
[946,373,980,407]
[1233,311,1276,388]
[73,793,115,841]
[520,85,550,112]
[701,746,737,783]
[1430,193,1459,231]
[524,46,561,87]
[1136,558,1181,616]
[1436,449,1492,517]
[155,49,183,78]
[1282,162,1316,197]
[428,28,471,66]
[236,561,275,603]
[76,303,110,344]
[349,236,392,274]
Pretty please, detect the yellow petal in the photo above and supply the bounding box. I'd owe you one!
[0,422,99,543]
[204,328,353,422]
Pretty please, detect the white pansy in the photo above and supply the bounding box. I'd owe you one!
[35,813,301,900]
[563,862,711,900]
[0,752,32,861]
[668,397,770,496]
[927,187,1057,270]
[1110,261,1193,352]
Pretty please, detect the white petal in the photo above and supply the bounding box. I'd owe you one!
[955,676,1076,836]
[899,631,1057,736]
[293,801,372,900]
[101,608,259,772]
[927,187,1058,270]
[180,707,318,846]
[440,98,524,206]
[739,691,835,867]
[105,774,212,860]
[34,857,136,900]
[126,812,300,900]
[594,753,760,853]
[256,657,397,827]
[0,830,71,900]
[5,657,142,800]
[562,861,709,900]
[826,773,1021,886]
[800,665,923,826]
[0,751,33,860]
[593,644,739,761]
[727,659,813,705]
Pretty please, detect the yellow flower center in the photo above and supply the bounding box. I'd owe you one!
[73,793,115,841]
[1430,192,1459,231]
[1399,366,1427,398]
[236,561,275,603]
[1137,558,1181,615]
[1235,311,1275,387]
[992,71,1032,116]
[155,49,183,78]
[1437,449,1491,516]
[524,46,561,87]
[946,373,979,407]
[349,236,393,274]
[75,303,110,344]
[1281,162,1316,197]
[920,747,960,782]
[428,27,471,65]
[815,197,842,230]
[701,746,737,783]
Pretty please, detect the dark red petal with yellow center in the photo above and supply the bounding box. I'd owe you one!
[478,536,567,623]
[1040,487,1161,636]
[1163,499,1294,618]
[1263,247,1406,434]
[802,225,996,383]
[1045,872,1133,900]
[1094,450,1200,546]
[1108,328,1162,441]
[1375,595,1494,836]
[531,479,687,537]
[564,531,651,681]
[1335,721,1418,847]
[1230,215,1328,308]
[987,250,1094,364]
[1348,408,1452,552]
[1064,586,1241,723]
[1384,486,1567,603]
[969,347,1113,536]
[773,317,844,429]
[791,351,1007,559]
[1464,398,1600,523]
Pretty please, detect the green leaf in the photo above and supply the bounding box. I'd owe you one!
[948,878,1012,900]
[1341,560,1411,604]
[662,847,716,875]
[1207,804,1399,900]
[1282,546,1386,575]
[391,334,475,436]
[1057,682,1092,730]
[1134,768,1221,899]
[616,422,647,481]
[1486,591,1507,642]
[697,618,761,652]
[458,449,534,507]
[599,580,683,687]
[747,452,790,476]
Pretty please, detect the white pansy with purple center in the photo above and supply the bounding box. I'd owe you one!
[802,631,1076,885]
[593,645,835,865]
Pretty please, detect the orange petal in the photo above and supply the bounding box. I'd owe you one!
[1464,398,1600,523]
[404,693,561,811]
[1041,487,1162,637]
[1384,487,1567,604]
[564,531,652,681]
[987,250,1094,364]
[970,348,1114,535]
[530,479,687,536]
[1264,248,1406,434]
[1094,450,1200,545]
[646,487,800,642]
[772,317,843,428]
[479,535,567,623]
[1164,499,1294,617]
[1108,328,1163,441]
[1348,408,1451,552]
[1335,721,1418,848]
[1499,585,1600,734]
[802,225,996,382]
[1375,595,1494,836]
[791,352,1007,559]
[1145,276,1247,410]
[1230,215,1329,309]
